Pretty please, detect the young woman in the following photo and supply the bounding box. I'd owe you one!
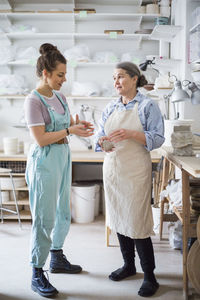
[95,62,165,298]
[25,43,93,298]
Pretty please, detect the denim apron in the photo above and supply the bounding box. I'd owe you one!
[26,90,71,268]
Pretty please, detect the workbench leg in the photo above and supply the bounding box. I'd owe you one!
[182,170,190,300]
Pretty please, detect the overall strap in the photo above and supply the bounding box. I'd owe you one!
[33,90,51,108]
[33,90,56,129]
[54,91,68,110]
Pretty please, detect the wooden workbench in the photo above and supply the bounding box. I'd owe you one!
[160,147,200,300]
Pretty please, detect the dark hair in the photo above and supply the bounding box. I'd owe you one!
[36,43,67,77]
[115,61,148,87]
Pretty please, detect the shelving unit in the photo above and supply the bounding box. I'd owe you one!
[0,0,181,153]
[0,0,161,97]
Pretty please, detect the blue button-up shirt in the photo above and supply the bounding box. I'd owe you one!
[94,91,165,152]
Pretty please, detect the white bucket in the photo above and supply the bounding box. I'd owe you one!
[94,184,100,217]
[152,206,160,234]
[3,137,18,155]
[71,183,96,223]
[164,119,193,147]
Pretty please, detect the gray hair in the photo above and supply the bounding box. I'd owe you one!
[115,61,148,87]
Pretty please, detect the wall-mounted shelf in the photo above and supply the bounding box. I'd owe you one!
[0,95,28,99]
[150,25,183,41]
[6,32,73,39]
[0,95,117,101]
[3,32,151,40]
[68,96,117,101]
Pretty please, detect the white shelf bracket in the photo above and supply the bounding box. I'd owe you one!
[138,16,142,29]
[137,36,142,49]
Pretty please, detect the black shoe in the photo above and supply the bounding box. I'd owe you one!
[50,249,82,274]
[109,265,136,281]
[138,280,159,297]
[31,268,58,298]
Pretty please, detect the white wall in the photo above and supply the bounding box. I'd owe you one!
[171,0,200,132]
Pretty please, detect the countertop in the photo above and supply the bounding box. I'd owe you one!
[0,149,161,163]
[160,146,200,178]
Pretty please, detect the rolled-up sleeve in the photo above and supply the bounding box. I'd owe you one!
[143,101,165,151]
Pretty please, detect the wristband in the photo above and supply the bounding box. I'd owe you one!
[66,128,70,135]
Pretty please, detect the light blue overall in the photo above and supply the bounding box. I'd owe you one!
[26,90,71,268]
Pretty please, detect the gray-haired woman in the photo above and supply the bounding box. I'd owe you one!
[94,62,165,297]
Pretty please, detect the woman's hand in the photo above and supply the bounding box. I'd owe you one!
[109,129,147,145]
[98,136,115,152]
[69,123,94,137]
[109,129,134,143]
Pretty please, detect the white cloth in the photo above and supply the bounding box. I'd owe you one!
[103,102,155,238]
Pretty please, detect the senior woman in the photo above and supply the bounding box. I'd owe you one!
[94,62,165,298]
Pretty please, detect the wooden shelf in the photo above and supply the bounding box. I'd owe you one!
[1,186,28,191]
[2,199,29,205]
[173,206,183,222]
[0,210,31,220]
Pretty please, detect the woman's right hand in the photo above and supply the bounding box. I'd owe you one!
[68,123,94,137]
[98,136,115,152]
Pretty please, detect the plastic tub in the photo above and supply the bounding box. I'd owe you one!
[71,182,96,223]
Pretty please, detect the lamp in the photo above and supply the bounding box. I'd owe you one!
[139,57,159,74]
[170,80,190,103]
[139,59,155,71]
[188,82,200,105]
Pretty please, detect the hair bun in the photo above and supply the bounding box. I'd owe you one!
[138,74,148,87]
[39,43,58,55]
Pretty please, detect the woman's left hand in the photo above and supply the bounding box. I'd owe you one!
[75,114,94,130]
[109,129,133,143]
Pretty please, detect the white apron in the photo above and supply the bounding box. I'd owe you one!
[103,102,155,239]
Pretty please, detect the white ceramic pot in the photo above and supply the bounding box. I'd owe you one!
[3,137,18,155]
[146,4,159,14]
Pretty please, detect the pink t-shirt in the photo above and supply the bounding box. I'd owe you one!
[24,90,69,128]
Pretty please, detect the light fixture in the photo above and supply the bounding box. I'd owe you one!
[139,59,155,71]
[139,57,159,74]
[170,80,190,103]
[187,82,200,105]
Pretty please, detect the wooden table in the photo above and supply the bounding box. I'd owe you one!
[160,147,200,300]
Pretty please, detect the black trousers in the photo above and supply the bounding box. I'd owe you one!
[117,233,155,274]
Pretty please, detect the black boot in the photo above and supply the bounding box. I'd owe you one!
[109,233,136,281]
[31,268,58,298]
[138,272,159,297]
[50,249,82,274]
[135,237,159,297]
